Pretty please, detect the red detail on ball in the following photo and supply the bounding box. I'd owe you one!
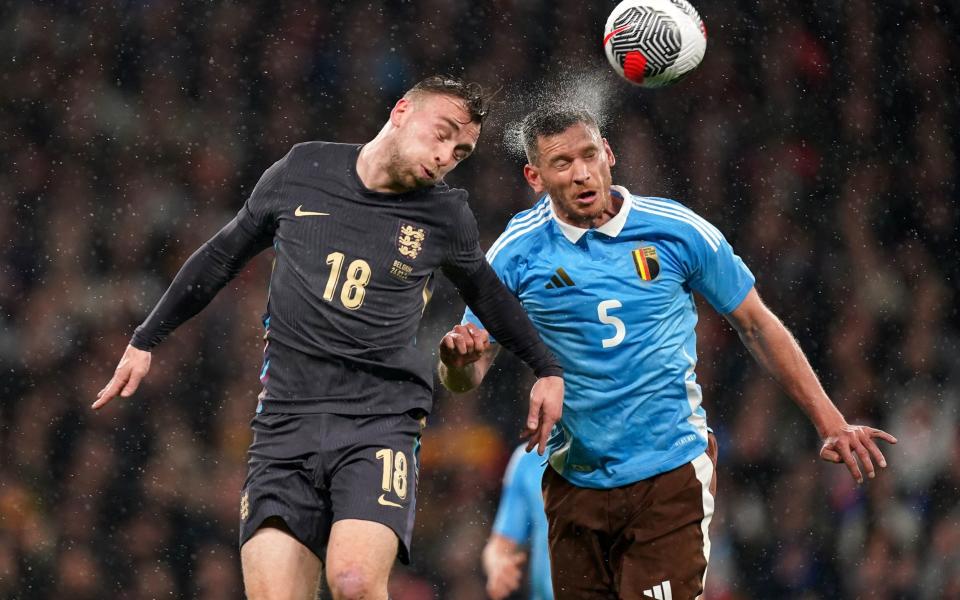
[623,51,647,84]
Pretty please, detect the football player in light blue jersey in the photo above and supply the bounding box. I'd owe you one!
[439,106,897,599]
[482,444,552,600]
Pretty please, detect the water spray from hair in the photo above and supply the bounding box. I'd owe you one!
[498,62,623,160]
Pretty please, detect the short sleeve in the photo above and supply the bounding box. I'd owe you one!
[491,447,533,544]
[686,223,755,314]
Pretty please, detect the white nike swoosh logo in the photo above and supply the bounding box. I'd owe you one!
[295,205,330,217]
[377,494,403,508]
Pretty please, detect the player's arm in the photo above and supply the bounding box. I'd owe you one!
[442,260,561,382]
[724,288,897,483]
[443,261,563,453]
[94,153,288,410]
[482,533,527,600]
[440,201,562,454]
[93,214,272,409]
[438,323,500,392]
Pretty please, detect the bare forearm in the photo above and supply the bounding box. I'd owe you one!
[727,290,897,482]
[737,317,845,437]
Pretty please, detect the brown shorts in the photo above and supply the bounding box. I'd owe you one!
[543,434,718,600]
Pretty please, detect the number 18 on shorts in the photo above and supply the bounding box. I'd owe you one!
[238,411,424,564]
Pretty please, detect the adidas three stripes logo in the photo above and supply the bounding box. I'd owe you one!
[545,267,575,289]
[642,581,673,599]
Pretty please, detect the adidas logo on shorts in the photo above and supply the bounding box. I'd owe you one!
[643,580,673,599]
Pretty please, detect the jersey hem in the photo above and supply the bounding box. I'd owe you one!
[256,397,432,416]
[555,436,709,489]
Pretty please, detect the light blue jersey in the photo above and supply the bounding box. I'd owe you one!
[464,187,754,489]
[492,445,553,600]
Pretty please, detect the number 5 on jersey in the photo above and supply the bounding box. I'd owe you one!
[598,299,626,348]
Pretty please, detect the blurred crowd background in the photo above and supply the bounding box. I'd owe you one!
[1,0,958,598]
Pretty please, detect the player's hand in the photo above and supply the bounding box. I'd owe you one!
[524,375,563,455]
[439,323,490,368]
[819,424,897,483]
[484,549,527,600]
[92,344,152,410]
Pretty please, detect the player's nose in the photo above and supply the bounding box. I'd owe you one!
[572,162,591,183]
[435,144,454,169]
[434,155,450,173]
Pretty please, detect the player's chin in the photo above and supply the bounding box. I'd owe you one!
[408,172,433,189]
[569,202,603,220]
[411,168,440,187]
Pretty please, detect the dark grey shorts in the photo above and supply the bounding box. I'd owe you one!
[238,411,425,564]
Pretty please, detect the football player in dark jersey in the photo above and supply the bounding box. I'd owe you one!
[93,76,564,600]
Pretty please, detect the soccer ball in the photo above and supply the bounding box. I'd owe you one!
[603,0,707,88]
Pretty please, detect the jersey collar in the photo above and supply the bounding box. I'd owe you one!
[550,185,632,243]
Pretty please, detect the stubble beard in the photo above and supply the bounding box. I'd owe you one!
[385,145,406,186]
[385,138,423,191]
[560,190,610,228]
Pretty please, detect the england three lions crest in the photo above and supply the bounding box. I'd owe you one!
[397,221,428,260]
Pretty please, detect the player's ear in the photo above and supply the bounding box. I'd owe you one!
[523,164,544,194]
[603,138,616,168]
[390,97,413,127]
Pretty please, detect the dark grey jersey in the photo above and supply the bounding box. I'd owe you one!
[245,142,483,414]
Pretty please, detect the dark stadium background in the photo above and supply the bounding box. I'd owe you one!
[2,1,957,598]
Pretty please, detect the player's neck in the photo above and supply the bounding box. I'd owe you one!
[357,135,414,194]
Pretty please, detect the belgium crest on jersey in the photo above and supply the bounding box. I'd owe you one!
[397,221,427,260]
[632,245,660,281]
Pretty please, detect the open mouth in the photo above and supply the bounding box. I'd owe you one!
[576,190,598,203]
[421,165,435,179]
